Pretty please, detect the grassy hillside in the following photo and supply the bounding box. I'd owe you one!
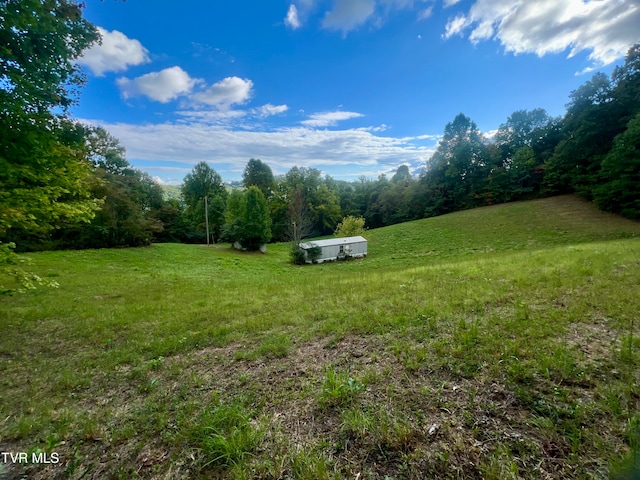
[1,195,639,479]
[161,184,182,201]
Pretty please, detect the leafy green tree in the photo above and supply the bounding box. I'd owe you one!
[181,162,227,242]
[149,199,190,243]
[84,125,132,175]
[51,131,166,249]
[334,180,360,218]
[267,177,291,242]
[593,113,640,219]
[80,170,161,247]
[495,109,551,150]
[223,187,271,250]
[1,0,99,117]
[1,0,99,289]
[508,146,538,198]
[544,72,618,196]
[391,165,412,184]
[309,182,342,235]
[243,186,272,250]
[242,158,274,198]
[223,189,247,244]
[0,119,98,237]
[285,166,321,203]
[364,174,391,228]
[284,167,342,236]
[611,44,640,127]
[287,187,313,244]
[0,0,100,234]
[421,113,489,214]
[334,215,365,237]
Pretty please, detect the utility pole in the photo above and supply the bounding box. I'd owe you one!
[204,196,210,246]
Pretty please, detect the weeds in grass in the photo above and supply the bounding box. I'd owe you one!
[2,196,640,479]
[285,449,338,480]
[257,332,291,359]
[185,395,264,472]
[339,403,422,461]
[319,369,365,409]
[610,414,640,479]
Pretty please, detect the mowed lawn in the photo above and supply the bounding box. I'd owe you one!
[1,195,639,479]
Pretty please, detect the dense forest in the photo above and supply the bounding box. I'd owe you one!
[1,0,638,255]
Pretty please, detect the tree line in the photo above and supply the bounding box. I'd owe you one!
[170,44,640,247]
[1,0,639,260]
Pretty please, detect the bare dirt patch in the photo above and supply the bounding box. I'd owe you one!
[10,331,632,479]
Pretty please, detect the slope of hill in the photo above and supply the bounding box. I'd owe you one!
[161,184,181,201]
[1,195,639,479]
[363,194,640,267]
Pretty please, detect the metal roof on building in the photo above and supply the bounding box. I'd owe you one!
[299,236,367,249]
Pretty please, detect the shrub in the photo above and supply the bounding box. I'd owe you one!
[334,215,365,237]
[290,246,306,265]
[290,244,322,264]
[306,245,322,263]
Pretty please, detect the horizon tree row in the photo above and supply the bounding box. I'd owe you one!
[2,6,637,256]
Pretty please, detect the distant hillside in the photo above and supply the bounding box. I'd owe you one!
[362,194,640,270]
[161,185,181,201]
[162,182,243,201]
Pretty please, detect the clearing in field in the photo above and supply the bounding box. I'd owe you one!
[1,195,639,479]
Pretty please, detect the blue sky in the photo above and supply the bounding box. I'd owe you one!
[74,0,640,184]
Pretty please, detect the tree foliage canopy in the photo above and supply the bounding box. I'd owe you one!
[1,0,99,117]
[242,158,274,198]
[181,162,227,242]
[0,1,101,239]
[223,186,271,250]
[0,0,100,289]
[334,215,365,238]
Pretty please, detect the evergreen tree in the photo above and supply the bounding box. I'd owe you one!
[181,162,227,242]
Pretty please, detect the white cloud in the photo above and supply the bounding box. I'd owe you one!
[302,111,365,127]
[417,7,433,20]
[81,119,438,181]
[443,14,468,38]
[314,0,435,33]
[117,66,199,103]
[254,104,289,117]
[175,103,288,124]
[484,128,499,141]
[443,0,461,7]
[407,133,441,141]
[175,109,249,124]
[445,0,640,68]
[191,76,254,108]
[78,27,150,76]
[322,0,377,33]
[284,0,319,30]
[285,4,302,29]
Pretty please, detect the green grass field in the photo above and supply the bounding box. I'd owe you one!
[1,195,639,479]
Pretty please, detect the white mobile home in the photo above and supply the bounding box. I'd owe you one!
[298,236,367,264]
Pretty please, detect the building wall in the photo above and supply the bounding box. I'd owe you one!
[307,242,367,263]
